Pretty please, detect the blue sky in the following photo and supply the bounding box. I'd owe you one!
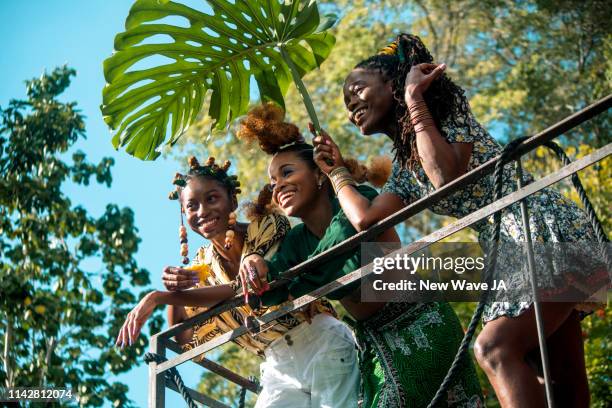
[0,1,207,406]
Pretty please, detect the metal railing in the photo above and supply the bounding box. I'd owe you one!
[147,94,611,407]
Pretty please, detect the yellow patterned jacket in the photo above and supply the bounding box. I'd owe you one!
[181,213,336,358]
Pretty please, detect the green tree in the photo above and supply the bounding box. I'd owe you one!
[197,344,261,407]
[0,67,163,407]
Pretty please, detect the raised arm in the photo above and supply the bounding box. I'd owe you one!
[404,63,472,187]
[151,284,235,308]
[163,265,196,344]
[335,187,404,231]
[311,129,404,231]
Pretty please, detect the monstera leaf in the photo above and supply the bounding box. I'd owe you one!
[102,0,336,160]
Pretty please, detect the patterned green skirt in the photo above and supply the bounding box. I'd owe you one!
[354,302,483,408]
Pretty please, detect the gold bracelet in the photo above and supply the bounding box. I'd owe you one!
[408,99,427,112]
[330,172,356,194]
[329,166,350,179]
[409,104,428,115]
[329,167,350,185]
[410,113,433,126]
[413,118,436,131]
[413,121,436,133]
[328,166,358,194]
[334,178,356,194]
[409,104,430,114]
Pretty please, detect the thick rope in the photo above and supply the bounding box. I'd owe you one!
[427,137,529,407]
[542,141,611,270]
[144,352,198,408]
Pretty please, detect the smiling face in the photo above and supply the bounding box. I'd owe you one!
[268,150,324,219]
[181,176,235,241]
[343,68,395,135]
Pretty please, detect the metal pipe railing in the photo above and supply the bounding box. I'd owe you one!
[155,143,611,374]
[516,160,555,407]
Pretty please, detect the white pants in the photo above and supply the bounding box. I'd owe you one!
[254,313,359,408]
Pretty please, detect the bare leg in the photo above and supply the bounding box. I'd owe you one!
[474,302,577,408]
[543,310,589,408]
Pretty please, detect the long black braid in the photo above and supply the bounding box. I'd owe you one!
[355,34,470,170]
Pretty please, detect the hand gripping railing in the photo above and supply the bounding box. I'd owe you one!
[147,94,611,407]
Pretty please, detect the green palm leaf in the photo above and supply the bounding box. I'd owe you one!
[101,0,336,160]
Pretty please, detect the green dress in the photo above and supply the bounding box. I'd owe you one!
[262,185,484,408]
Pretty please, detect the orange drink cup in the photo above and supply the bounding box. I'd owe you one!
[184,263,212,284]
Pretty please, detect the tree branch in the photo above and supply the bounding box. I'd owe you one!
[414,0,439,55]
[39,336,57,387]
[4,317,13,388]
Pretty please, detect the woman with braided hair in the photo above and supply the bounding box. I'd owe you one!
[312,33,603,407]
[239,103,483,408]
[115,155,360,408]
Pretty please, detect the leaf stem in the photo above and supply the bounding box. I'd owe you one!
[280,46,321,134]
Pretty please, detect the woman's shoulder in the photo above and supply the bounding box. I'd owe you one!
[243,212,292,258]
[246,212,290,238]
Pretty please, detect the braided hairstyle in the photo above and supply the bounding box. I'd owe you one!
[238,103,392,217]
[354,33,469,170]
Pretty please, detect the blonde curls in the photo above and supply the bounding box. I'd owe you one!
[344,158,368,183]
[366,156,392,188]
[237,103,304,154]
[243,184,278,221]
[343,155,392,188]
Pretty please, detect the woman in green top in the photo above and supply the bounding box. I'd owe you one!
[238,103,484,407]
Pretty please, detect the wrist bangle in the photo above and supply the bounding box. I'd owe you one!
[335,179,356,194]
[329,169,356,194]
[329,166,349,178]
[408,99,427,112]
[413,120,436,133]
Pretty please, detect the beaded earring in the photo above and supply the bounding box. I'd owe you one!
[225,212,236,249]
[170,172,189,264]
[179,214,189,265]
